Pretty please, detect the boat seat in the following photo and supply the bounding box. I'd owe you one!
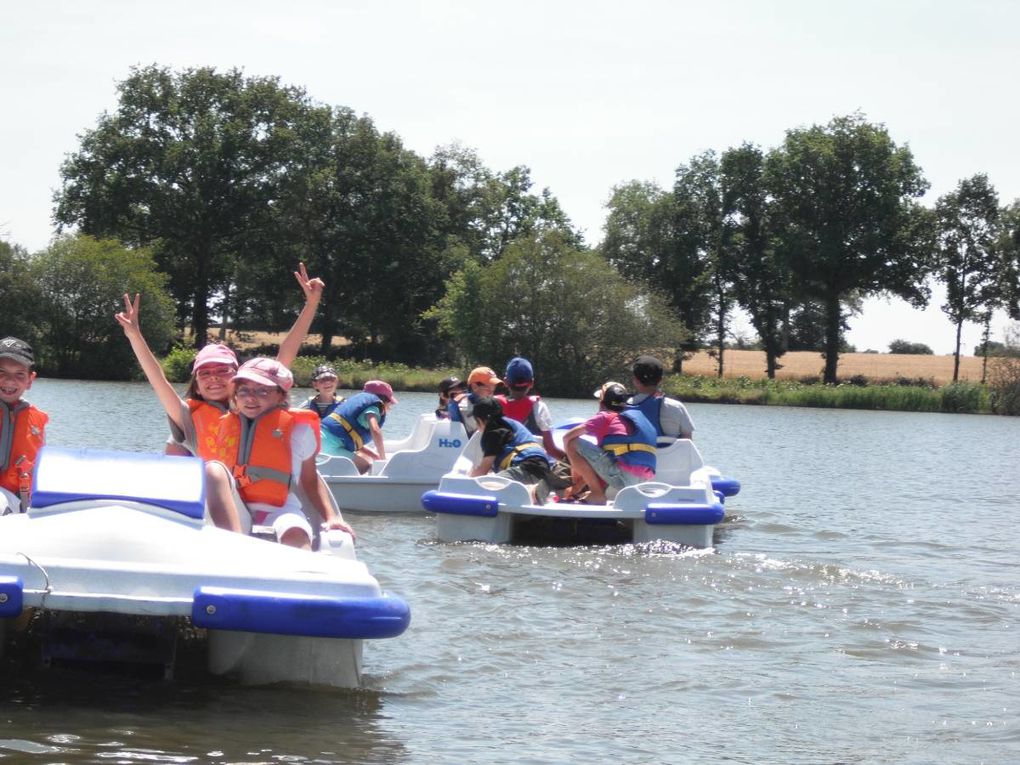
[30,446,206,520]
[652,440,704,486]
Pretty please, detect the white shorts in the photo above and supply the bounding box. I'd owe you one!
[250,505,314,543]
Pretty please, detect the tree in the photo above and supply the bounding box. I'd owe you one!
[601,180,713,371]
[720,143,790,378]
[54,65,325,348]
[0,240,43,350]
[888,339,934,355]
[934,174,1001,381]
[765,114,932,383]
[427,231,687,395]
[32,235,174,379]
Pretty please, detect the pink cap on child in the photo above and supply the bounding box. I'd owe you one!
[193,343,238,370]
[233,357,294,391]
[364,380,397,403]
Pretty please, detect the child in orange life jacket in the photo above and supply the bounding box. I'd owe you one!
[205,357,354,548]
[496,356,566,461]
[0,337,48,514]
[115,263,324,461]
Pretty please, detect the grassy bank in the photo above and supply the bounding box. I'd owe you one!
[161,349,993,414]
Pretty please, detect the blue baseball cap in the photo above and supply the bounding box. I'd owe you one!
[504,356,534,386]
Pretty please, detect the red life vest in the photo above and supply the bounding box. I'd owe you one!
[214,407,320,506]
[0,402,48,496]
[496,394,541,435]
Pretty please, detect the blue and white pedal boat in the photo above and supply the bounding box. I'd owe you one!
[0,447,410,687]
[317,414,470,512]
[422,438,740,547]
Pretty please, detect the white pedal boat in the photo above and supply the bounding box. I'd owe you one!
[0,447,410,687]
[317,414,470,512]
[422,438,740,547]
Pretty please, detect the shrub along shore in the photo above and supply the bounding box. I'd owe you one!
[160,349,997,415]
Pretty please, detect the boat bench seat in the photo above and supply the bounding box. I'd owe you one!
[30,446,207,520]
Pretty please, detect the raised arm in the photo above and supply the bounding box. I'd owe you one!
[276,263,324,367]
[115,293,188,432]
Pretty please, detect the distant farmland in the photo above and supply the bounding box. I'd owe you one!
[683,350,985,385]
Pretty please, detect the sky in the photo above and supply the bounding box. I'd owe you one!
[2,0,1018,355]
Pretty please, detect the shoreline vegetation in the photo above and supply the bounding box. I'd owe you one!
[164,337,998,415]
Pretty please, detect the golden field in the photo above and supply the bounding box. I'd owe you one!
[204,328,985,386]
[683,350,984,385]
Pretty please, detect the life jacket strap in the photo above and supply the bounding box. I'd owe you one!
[498,443,533,471]
[602,442,656,456]
[327,413,364,450]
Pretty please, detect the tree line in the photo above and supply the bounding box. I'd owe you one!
[5,65,1019,391]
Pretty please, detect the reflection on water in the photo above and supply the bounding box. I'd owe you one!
[3,380,1018,763]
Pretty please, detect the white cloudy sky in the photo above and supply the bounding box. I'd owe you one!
[2,0,1018,354]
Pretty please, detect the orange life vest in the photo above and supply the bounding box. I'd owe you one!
[187,398,229,460]
[214,407,320,506]
[0,402,48,498]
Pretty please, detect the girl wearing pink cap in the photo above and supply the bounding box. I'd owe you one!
[320,380,397,474]
[203,357,354,548]
[115,264,324,529]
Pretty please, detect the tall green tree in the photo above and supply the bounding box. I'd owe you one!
[427,231,687,395]
[602,180,713,371]
[934,174,1002,381]
[765,114,932,383]
[54,65,326,348]
[720,143,791,378]
[0,240,43,348]
[32,235,174,379]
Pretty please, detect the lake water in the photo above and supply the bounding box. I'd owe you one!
[2,380,1017,764]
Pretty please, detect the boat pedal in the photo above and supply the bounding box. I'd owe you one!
[250,524,278,543]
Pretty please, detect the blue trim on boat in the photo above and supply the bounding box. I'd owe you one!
[0,576,23,617]
[192,587,410,639]
[710,475,741,497]
[645,502,725,525]
[421,490,500,517]
[31,446,206,519]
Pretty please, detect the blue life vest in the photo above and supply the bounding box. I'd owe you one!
[601,410,657,473]
[448,392,481,426]
[304,395,344,420]
[628,394,664,438]
[497,418,552,471]
[322,392,386,451]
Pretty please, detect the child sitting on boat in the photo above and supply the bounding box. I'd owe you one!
[562,382,657,504]
[115,263,324,462]
[303,364,345,419]
[320,380,397,474]
[435,376,467,419]
[205,357,353,548]
[0,337,48,514]
[496,356,566,461]
[628,354,695,443]
[468,397,560,504]
[449,366,501,437]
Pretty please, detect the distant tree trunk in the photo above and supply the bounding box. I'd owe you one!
[953,319,963,382]
[980,314,992,384]
[822,294,841,383]
[715,311,725,378]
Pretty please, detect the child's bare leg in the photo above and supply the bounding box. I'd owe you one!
[204,462,243,532]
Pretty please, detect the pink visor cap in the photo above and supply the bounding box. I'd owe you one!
[233,357,294,391]
[364,380,397,403]
[193,343,238,370]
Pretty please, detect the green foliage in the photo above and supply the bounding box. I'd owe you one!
[765,113,933,383]
[664,374,988,413]
[55,65,325,346]
[33,235,174,379]
[934,174,1002,380]
[428,231,687,395]
[988,324,1020,414]
[161,345,198,383]
[0,240,43,351]
[888,339,934,355]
